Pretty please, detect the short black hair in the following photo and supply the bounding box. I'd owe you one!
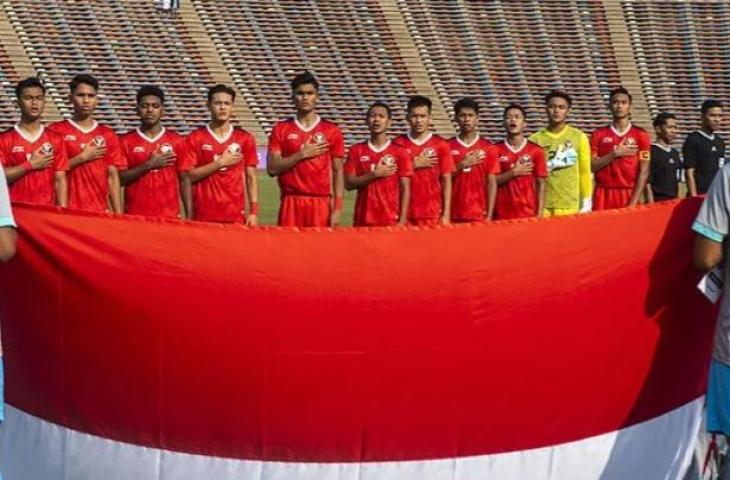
[136,85,165,105]
[367,101,391,119]
[291,71,319,92]
[407,95,432,114]
[608,86,632,103]
[544,89,572,107]
[69,74,99,93]
[16,76,45,98]
[702,99,723,115]
[503,103,526,119]
[653,112,676,128]
[207,84,236,103]
[454,97,479,116]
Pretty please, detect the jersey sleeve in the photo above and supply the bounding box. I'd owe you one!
[174,136,193,173]
[0,135,9,167]
[105,131,127,170]
[53,135,69,171]
[267,123,283,156]
[183,133,200,169]
[0,164,15,228]
[329,126,345,159]
[590,130,600,158]
[693,166,730,242]
[438,141,455,175]
[682,135,698,169]
[638,130,651,162]
[533,146,548,177]
[398,148,414,177]
[343,146,357,176]
[577,132,592,202]
[244,134,259,168]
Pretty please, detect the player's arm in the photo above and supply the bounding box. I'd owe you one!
[578,133,593,212]
[535,177,546,217]
[266,139,328,176]
[245,166,258,227]
[683,137,699,196]
[54,171,68,207]
[694,235,723,272]
[440,173,451,225]
[330,156,345,227]
[486,174,497,220]
[4,147,54,183]
[692,166,729,271]
[107,166,123,213]
[179,173,192,218]
[69,143,106,169]
[345,161,397,189]
[120,147,176,186]
[188,151,241,183]
[496,160,533,185]
[645,183,654,204]
[629,138,651,206]
[0,165,17,261]
[399,176,410,226]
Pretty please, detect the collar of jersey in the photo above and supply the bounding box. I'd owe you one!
[698,130,716,141]
[68,118,98,134]
[136,127,166,144]
[294,115,321,133]
[368,138,391,153]
[651,142,673,153]
[407,131,432,146]
[456,135,480,148]
[503,138,527,154]
[14,123,44,143]
[610,123,632,137]
[542,125,571,139]
[206,124,233,144]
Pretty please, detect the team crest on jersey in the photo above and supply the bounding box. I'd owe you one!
[519,154,533,165]
[11,146,24,153]
[228,143,241,154]
[359,155,371,163]
[202,144,213,151]
[312,132,326,144]
[160,143,174,154]
[133,146,145,153]
[41,142,53,155]
[65,135,76,142]
[625,137,637,146]
[381,154,395,166]
[424,148,436,157]
[93,136,106,147]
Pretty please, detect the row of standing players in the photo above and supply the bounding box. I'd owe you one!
[1,72,725,227]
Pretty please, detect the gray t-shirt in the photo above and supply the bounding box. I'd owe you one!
[0,165,15,228]
[694,164,730,364]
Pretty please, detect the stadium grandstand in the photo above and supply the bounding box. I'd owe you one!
[0,0,725,145]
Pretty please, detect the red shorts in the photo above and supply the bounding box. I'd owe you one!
[408,218,439,227]
[278,195,331,227]
[593,187,632,211]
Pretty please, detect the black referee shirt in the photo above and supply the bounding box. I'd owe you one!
[649,143,681,200]
[682,130,725,194]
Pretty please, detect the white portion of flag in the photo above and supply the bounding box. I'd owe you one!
[2,399,702,480]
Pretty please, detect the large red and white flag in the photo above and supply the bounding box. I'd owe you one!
[0,200,716,479]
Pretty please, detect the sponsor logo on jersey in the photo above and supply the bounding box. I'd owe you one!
[160,143,174,154]
[499,155,510,162]
[202,144,213,151]
[41,143,53,155]
[451,150,460,155]
[360,155,371,163]
[286,133,299,140]
[65,135,76,142]
[602,137,613,144]
[313,132,326,144]
[228,143,241,154]
[133,146,145,153]
[381,155,395,166]
[93,136,106,147]
[11,146,24,153]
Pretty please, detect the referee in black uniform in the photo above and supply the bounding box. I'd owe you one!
[684,99,725,196]
[647,112,681,202]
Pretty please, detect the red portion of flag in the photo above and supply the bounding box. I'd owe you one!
[0,200,716,462]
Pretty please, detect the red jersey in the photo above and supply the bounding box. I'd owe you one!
[590,124,651,189]
[492,140,548,220]
[344,139,413,226]
[268,116,345,196]
[0,125,68,205]
[119,128,190,218]
[393,133,455,222]
[48,119,126,212]
[184,125,258,223]
[449,136,498,221]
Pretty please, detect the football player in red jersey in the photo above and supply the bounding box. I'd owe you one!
[590,87,651,209]
[344,101,412,226]
[1,77,68,206]
[119,86,189,219]
[267,71,345,227]
[183,84,258,225]
[493,104,548,219]
[48,74,126,213]
[393,95,455,226]
[449,97,497,222]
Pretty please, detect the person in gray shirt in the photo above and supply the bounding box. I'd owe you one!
[0,164,16,261]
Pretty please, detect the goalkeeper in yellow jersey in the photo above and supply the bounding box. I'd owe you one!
[529,90,592,216]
